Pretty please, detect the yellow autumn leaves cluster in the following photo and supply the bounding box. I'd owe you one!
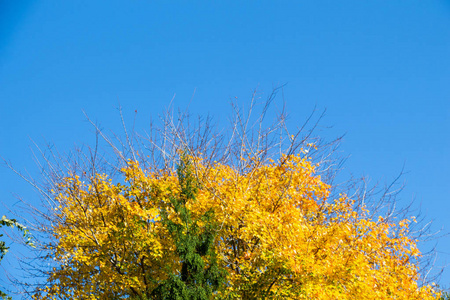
[34,152,440,299]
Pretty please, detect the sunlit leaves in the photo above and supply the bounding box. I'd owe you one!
[34,153,440,299]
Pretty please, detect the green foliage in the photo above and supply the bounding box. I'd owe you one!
[151,155,227,300]
[439,291,450,300]
[0,215,33,300]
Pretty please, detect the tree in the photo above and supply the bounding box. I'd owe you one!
[0,216,33,300]
[440,292,450,300]
[6,92,443,299]
[32,153,440,299]
[150,154,227,299]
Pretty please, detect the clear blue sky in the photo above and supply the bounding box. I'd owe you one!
[1,0,449,289]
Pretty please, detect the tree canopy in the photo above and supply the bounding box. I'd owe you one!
[5,98,443,299]
[31,150,439,299]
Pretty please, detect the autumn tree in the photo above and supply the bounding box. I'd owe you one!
[6,91,444,299]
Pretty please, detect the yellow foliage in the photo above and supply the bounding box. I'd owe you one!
[34,153,440,299]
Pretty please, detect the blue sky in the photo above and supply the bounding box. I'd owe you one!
[1,0,449,290]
